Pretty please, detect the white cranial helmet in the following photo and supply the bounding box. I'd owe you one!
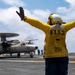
[48,13,62,25]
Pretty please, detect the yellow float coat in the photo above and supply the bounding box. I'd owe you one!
[24,17,75,58]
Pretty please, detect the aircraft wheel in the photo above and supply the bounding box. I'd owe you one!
[30,53,33,58]
[17,53,20,57]
[10,53,12,57]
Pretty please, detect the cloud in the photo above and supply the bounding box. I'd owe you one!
[2,0,25,7]
[0,7,49,50]
[57,7,75,21]
[24,9,51,23]
[65,0,75,7]
[32,9,50,18]
[56,0,75,22]
[66,28,75,53]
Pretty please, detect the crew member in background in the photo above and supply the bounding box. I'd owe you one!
[16,7,75,75]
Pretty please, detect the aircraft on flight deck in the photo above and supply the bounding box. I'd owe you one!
[0,32,38,58]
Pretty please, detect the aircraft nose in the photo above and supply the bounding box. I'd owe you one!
[35,46,38,49]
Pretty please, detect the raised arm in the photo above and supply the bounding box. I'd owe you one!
[63,21,75,31]
[16,7,50,33]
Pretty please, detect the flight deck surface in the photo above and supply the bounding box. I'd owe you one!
[0,55,75,75]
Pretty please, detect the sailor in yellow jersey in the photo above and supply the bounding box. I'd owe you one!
[16,7,75,75]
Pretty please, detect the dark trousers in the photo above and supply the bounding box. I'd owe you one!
[45,57,69,75]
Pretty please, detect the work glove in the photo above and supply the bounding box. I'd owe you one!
[16,7,25,21]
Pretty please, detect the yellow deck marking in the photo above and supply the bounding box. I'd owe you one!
[0,60,75,63]
[69,61,75,64]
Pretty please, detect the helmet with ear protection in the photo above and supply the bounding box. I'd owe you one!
[48,13,62,25]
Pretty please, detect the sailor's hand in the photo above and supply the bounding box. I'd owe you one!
[16,7,25,21]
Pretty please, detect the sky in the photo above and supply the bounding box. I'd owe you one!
[0,0,75,53]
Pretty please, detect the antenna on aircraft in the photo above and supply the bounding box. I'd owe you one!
[0,32,19,41]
